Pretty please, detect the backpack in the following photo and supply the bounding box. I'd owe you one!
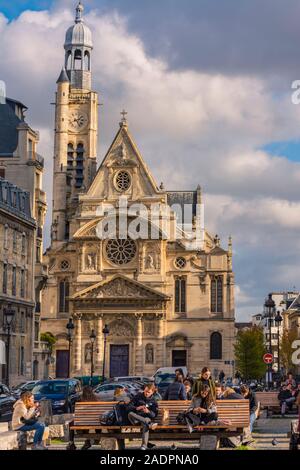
[114,402,130,426]
[99,410,116,426]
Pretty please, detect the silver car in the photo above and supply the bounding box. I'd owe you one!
[93,383,132,401]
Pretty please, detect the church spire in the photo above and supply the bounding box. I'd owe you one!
[64,1,93,90]
[75,2,84,23]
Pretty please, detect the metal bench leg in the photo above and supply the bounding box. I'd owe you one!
[117,439,125,450]
[66,429,77,450]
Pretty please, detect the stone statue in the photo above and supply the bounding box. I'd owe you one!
[145,345,154,364]
[85,344,92,363]
[86,253,96,270]
[145,253,155,270]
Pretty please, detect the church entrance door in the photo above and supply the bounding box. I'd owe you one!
[172,350,187,367]
[110,345,129,378]
[56,350,69,378]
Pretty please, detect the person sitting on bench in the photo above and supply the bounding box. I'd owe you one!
[127,383,158,450]
[184,384,218,433]
[278,384,296,416]
[12,391,46,450]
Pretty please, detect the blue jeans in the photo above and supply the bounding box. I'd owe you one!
[249,412,256,433]
[19,422,45,445]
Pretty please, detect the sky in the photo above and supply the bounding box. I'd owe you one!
[1,0,300,321]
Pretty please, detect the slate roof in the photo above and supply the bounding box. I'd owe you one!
[0,98,25,156]
[167,191,197,217]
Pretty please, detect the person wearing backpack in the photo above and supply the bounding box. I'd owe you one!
[127,383,159,450]
[163,375,187,400]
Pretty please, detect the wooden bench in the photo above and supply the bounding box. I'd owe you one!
[256,392,280,416]
[69,400,249,450]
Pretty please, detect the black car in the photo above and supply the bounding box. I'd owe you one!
[32,379,82,414]
[0,383,16,422]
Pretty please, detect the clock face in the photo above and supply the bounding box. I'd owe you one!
[69,111,88,131]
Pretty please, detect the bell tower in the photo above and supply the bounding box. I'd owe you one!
[52,2,98,245]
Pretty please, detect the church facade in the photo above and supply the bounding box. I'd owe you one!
[41,3,236,379]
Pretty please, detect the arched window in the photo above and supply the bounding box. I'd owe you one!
[145,344,154,364]
[211,276,223,313]
[59,279,69,313]
[175,277,186,313]
[75,144,84,188]
[67,143,74,171]
[84,51,90,71]
[66,51,72,70]
[210,332,222,360]
[74,49,82,70]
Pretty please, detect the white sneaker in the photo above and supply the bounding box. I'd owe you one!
[140,445,147,451]
[149,423,158,431]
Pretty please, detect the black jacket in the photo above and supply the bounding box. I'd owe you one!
[128,392,158,419]
[226,392,244,400]
[278,389,292,402]
[247,390,258,413]
[163,382,187,400]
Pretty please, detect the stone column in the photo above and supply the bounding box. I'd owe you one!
[157,313,166,367]
[95,314,103,370]
[135,314,143,374]
[74,314,82,372]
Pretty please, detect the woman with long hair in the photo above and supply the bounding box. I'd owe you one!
[184,384,218,433]
[12,391,46,450]
[192,367,216,401]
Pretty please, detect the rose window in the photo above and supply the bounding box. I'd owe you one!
[175,257,187,269]
[106,239,136,265]
[115,171,131,191]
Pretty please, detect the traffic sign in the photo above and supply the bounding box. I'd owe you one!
[263,353,273,364]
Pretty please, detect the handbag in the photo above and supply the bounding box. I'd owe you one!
[99,410,116,426]
[20,416,38,426]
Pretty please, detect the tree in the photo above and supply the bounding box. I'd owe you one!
[234,326,266,380]
[280,328,298,374]
[40,332,56,354]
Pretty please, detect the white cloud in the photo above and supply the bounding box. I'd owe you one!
[1,4,300,320]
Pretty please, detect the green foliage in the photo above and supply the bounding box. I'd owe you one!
[280,328,298,374]
[40,332,56,353]
[234,445,254,450]
[234,326,266,380]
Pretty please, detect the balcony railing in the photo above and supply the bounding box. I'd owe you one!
[28,151,44,167]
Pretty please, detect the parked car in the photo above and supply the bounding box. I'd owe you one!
[32,379,82,414]
[93,383,132,401]
[12,380,39,399]
[152,367,188,380]
[154,373,177,396]
[111,376,152,384]
[0,383,16,422]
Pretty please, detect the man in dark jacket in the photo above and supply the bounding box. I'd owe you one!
[240,385,258,433]
[128,384,158,450]
[278,384,296,416]
[163,375,187,400]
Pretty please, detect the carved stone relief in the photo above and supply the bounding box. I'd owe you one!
[108,319,134,337]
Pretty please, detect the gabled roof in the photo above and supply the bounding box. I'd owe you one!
[88,122,160,196]
[71,274,170,303]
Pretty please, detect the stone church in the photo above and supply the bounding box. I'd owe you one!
[41,3,236,379]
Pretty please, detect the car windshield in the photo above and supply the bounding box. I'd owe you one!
[32,382,68,395]
[13,382,27,390]
[155,374,175,385]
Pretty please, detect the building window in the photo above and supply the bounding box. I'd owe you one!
[20,346,25,376]
[12,266,16,296]
[36,243,41,262]
[211,276,223,313]
[34,322,39,342]
[20,270,25,298]
[67,143,74,172]
[3,263,7,294]
[59,279,70,313]
[175,277,186,313]
[20,311,25,333]
[0,168,5,178]
[13,229,17,252]
[210,332,222,360]
[74,49,82,70]
[4,225,8,249]
[75,144,84,188]
[145,344,154,364]
[22,234,26,255]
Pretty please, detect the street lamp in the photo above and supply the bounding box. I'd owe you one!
[264,294,275,390]
[102,324,110,384]
[275,311,283,380]
[66,318,75,378]
[3,305,15,388]
[89,329,96,386]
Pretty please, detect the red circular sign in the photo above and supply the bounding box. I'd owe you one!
[263,353,273,364]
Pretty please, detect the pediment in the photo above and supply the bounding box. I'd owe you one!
[72,275,170,302]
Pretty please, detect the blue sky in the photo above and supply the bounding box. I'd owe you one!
[0,0,51,19]
[2,0,300,320]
